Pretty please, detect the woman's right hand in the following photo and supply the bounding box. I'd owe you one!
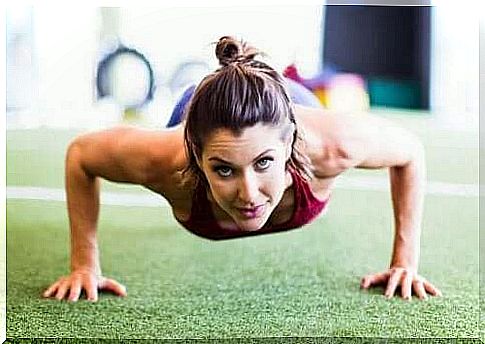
[42,269,127,302]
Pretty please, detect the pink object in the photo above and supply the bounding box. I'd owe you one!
[283,64,335,90]
[329,74,366,89]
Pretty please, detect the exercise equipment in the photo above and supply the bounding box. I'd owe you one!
[96,44,155,120]
[284,64,369,112]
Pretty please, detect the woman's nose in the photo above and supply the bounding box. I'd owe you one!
[237,173,259,204]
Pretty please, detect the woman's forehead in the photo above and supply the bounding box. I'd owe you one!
[207,124,283,142]
[203,124,285,158]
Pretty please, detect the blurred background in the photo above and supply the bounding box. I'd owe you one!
[5,5,479,130]
[5,6,482,339]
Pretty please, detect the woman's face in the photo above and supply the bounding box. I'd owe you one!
[199,123,291,231]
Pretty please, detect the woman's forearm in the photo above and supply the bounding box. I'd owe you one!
[388,143,426,270]
[65,141,102,275]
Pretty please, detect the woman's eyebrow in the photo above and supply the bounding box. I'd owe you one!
[252,149,275,162]
[208,157,232,165]
[208,149,275,165]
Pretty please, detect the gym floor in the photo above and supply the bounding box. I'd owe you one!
[6,109,481,340]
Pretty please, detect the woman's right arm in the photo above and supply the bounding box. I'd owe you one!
[43,126,183,302]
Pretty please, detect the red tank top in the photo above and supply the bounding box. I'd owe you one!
[176,169,329,240]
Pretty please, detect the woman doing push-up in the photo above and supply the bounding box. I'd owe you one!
[43,36,442,302]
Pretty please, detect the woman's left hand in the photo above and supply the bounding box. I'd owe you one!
[360,267,442,300]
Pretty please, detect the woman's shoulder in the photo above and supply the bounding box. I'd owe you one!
[139,124,194,201]
[293,104,342,140]
[293,105,352,179]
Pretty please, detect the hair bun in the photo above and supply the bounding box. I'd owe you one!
[215,36,259,66]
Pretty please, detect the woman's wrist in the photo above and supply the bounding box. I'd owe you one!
[390,236,420,270]
[70,252,101,275]
[390,250,418,271]
[70,264,101,276]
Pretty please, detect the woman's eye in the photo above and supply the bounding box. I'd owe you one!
[215,166,233,177]
[256,158,273,170]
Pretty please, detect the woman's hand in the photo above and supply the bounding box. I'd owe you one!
[360,267,442,300]
[43,269,127,302]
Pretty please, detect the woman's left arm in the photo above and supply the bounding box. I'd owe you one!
[328,112,442,300]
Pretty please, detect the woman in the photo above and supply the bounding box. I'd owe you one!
[43,36,442,302]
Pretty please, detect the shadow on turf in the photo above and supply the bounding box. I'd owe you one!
[5,338,481,343]
[360,284,432,300]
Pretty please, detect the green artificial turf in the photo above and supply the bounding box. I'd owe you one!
[5,115,481,340]
[7,192,479,339]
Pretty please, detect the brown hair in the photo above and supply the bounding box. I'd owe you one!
[182,36,311,188]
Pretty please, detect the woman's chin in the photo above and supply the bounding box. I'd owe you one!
[234,214,269,232]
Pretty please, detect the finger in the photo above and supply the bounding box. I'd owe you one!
[423,281,443,297]
[360,275,372,289]
[85,276,99,302]
[401,271,413,300]
[55,280,70,301]
[412,280,427,300]
[100,278,127,297]
[384,269,402,299]
[43,279,63,298]
[67,278,82,302]
[361,272,389,289]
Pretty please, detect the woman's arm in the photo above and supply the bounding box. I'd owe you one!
[387,140,425,287]
[302,108,442,300]
[43,126,183,302]
[350,114,441,299]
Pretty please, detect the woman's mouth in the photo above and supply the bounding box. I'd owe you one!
[237,204,265,219]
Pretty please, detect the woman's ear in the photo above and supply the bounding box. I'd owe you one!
[285,140,292,162]
[281,123,295,162]
[195,154,203,169]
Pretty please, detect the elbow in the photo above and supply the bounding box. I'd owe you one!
[66,136,86,164]
[66,139,81,165]
[414,140,426,180]
[65,137,91,178]
[391,136,426,173]
[397,131,425,168]
[400,138,426,182]
[410,137,425,167]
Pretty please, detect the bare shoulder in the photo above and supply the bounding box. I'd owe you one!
[293,105,357,179]
[293,105,422,175]
[74,123,190,201]
[294,104,380,152]
[133,125,192,201]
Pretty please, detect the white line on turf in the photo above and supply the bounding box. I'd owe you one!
[6,176,478,207]
[6,186,170,207]
[333,176,478,197]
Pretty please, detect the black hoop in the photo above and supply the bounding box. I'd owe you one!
[96,45,155,109]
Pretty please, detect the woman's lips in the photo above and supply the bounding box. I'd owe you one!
[237,204,265,219]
